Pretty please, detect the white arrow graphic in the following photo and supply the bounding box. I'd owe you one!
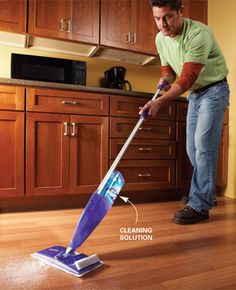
[120,196,139,223]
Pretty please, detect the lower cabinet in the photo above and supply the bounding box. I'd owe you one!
[109,95,176,193]
[0,111,24,197]
[26,112,108,196]
[0,84,229,204]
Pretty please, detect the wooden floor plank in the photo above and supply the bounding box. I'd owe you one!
[0,196,236,290]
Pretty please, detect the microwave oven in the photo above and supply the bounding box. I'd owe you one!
[11,53,86,85]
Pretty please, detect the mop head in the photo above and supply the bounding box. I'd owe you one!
[31,245,103,277]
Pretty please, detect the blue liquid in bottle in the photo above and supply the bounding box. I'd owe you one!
[69,171,124,252]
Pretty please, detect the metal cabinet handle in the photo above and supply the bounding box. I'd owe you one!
[64,122,69,136]
[139,127,152,131]
[60,18,65,31]
[62,100,80,105]
[67,18,72,32]
[138,147,153,151]
[138,173,151,177]
[71,122,76,136]
[131,32,136,45]
[126,32,131,44]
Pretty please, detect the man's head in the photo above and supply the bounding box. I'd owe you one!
[149,0,184,37]
[149,0,182,12]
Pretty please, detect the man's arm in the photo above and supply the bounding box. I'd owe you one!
[140,62,204,117]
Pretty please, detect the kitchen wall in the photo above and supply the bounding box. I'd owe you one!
[208,0,236,199]
[0,0,235,199]
[0,45,161,93]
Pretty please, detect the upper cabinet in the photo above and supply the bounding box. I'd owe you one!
[0,0,207,62]
[0,0,26,33]
[100,0,158,55]
[28,0,99,44]
[182,0,208,24]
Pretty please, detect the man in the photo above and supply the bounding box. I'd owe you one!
[140,0,229,224]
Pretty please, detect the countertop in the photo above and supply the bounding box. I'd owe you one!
[0,77,186,101]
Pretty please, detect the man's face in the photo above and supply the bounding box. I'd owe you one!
[152,5,183,37]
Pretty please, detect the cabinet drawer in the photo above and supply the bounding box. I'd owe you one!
[26,88,109,115]
[110,139,176,160]
[110,117,175,140]
[112,160,175,191]
[110,95,176,120]
[0,85,25,111]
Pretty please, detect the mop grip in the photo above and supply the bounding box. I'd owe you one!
[140,80,168,119]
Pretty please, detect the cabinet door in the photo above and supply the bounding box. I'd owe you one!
[100,0,131,49]
[69,115,108,194]
[28,0,68,39]
[131,0,157,55]
[69,0,99,44]
[0,112,24,197]
[26,113,70,196]
[0,0,26,33]
[183,0,208,24]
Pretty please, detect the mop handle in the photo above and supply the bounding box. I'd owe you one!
[97,81,167,194]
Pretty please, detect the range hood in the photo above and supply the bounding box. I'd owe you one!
[0,31,160,66]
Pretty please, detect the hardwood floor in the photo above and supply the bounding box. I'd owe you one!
[0,196,236,290]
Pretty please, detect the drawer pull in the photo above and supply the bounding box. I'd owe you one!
[138,147,153,151]
[62,100,80,105]
[126,32,131,44]
[60,18,65,31]
[71,122,76,136]
[67,18,72,33]
[64,122,69,136]
[138,127,152,131]
[138,173,151,177]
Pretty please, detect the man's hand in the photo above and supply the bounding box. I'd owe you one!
[139,98,166,118]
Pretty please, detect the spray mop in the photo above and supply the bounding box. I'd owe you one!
[32,81,167,277]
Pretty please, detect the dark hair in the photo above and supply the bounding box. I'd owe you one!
[149,0,182,12]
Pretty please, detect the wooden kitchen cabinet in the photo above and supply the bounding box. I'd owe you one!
[0,85,25,197]
[0,0,26,33]
[109,94,176,192]
[26,88,109,196]
[100,0,157,55]
[26,112,70,196]
[183,0,208,24]
[28,0,99,44]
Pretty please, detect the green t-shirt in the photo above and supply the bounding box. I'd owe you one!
[156,18,228,91]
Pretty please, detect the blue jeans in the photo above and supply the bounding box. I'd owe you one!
[186,81,229,214]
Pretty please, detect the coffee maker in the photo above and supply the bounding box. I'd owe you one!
[104,66,132,91]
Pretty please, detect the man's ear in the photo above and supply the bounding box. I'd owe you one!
[179,5,184,14]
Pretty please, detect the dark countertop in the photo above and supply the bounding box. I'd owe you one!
[0,77,187,101]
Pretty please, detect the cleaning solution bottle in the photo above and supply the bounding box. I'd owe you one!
[67,171,125,253]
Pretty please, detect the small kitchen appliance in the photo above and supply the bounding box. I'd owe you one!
[11,53,86,85]
[104,66,132,90]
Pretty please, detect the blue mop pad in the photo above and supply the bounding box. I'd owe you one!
[31,245,103,277]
